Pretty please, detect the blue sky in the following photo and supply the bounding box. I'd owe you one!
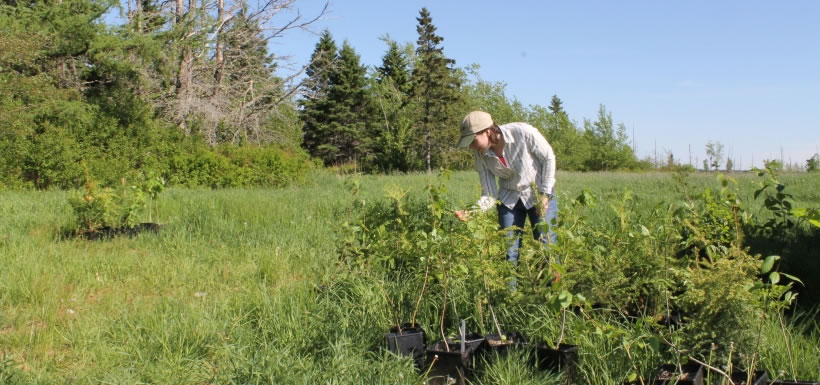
[276,0,819,169]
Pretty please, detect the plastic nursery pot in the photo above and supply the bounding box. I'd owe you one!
[122,223,161,237]
[728,370,768,385]
[424,333,485,385]
[533,343,579,383]
[385,323,426,372]
[83,227,117,241]
[483,331,526,356]
[83,223,161,240]
[651,363,704,385]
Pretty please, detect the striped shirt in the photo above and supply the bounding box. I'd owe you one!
[472,122,556,212]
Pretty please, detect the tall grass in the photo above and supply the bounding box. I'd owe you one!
[0,170,818,384]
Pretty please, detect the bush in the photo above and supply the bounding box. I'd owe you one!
[68,177,146,234]
[166,143,315,188]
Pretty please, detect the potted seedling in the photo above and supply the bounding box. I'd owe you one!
[519,219,583,382]
[424,320,486,385]
[381,268,430,372]
[651,362,705,385]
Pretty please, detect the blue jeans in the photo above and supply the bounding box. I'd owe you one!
[497,196,558,264]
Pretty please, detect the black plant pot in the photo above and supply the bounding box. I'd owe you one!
[84,222,161,240]
[770,381,820,385]
[651,363,704,385]
[424,333,485,385]
[385,324,426,371]
[533,343,579,383]
[84,226,116,240]
[484,331,526,356]
[729,370,768,385]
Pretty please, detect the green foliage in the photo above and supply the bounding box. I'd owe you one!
[299,36,372,166]
[412,7,464,172]
[674,173,747,263]
[3,172,820,383]
[167,143,314,188]
[705,141,725,171]
[582,105,640,170]
[806,153,819,172]
[340,173,513,333]
[68,174,150,234]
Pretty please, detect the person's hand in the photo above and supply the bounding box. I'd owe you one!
[538,196,550,217]
[455,210,471,222]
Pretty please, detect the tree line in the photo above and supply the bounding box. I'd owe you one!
[1,0,645,190]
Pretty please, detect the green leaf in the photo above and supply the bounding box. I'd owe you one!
[760,255,779,274]
[779,273,804,286]
[769,271,780,285]
[640,225,650,237]
[627,371,638,382]
[558,290,572,309]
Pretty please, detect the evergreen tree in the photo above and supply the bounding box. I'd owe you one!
[376,38,411,95]
[548,94,566,117]
[412,7,463,172]
[302,29,337,100]
[369,38,417,172]
[299,30,337,160]
[322,41,371,165]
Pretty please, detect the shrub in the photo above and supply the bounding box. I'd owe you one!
[68,178,146,234]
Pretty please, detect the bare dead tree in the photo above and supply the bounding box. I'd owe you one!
[120,0,328,145]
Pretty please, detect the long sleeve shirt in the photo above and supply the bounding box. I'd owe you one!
[473,122,556,212]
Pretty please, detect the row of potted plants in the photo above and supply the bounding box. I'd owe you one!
[648,362,818,385]
[385,323,578,385]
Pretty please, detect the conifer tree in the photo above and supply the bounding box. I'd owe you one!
[370,38,416,172]
[299,30,337,160]
[412,7,462,172]
[377,39,411,95]
[548,94,566,118]
[322,41,371,165]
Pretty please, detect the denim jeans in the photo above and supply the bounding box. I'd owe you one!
[497,196,558,264]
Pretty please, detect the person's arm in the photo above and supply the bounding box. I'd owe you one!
[455,152,497,221]
[521,123,556,196]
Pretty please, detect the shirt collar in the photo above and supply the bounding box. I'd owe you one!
[482,126,515,158]
[500,124,514,144]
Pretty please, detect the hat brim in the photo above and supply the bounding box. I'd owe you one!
[457,133,476,148]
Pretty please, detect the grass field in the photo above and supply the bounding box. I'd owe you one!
[1,170,818,384]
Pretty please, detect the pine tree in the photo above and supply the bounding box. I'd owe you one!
[412,7,462,172]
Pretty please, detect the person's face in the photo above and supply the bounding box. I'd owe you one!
[469,128,491,152]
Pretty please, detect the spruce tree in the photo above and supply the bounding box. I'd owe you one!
[299,30,337,160]
[377,39,411,95]
[370,38,416,172]
[412,7,462,172]
[548,94,566,117]
[322,41,371,165]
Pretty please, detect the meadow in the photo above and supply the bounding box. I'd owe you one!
[1,170,818,384]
